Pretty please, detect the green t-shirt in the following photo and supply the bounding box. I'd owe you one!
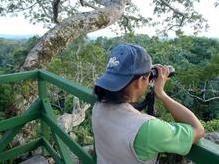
[134,119,194,161]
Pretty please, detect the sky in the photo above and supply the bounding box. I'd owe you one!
[0,0,219,38]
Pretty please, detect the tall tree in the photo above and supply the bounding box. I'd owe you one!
[0,0,210,70]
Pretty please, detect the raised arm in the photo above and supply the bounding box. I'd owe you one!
[153,65,205,143]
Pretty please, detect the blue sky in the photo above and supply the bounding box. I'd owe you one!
[0,0,219,38]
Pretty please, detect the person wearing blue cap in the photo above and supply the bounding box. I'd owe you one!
[92,43,204,164]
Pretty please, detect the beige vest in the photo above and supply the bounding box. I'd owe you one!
[92,102,157,164]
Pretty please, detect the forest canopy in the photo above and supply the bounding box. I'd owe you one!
[0,34,218,123]
[0,32,218,164]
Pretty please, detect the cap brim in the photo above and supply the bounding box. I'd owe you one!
[95,72,134,91]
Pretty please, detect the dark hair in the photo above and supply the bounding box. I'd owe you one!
[94,73,150,104]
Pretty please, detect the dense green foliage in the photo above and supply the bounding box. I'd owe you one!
[0,37,39,121]
[0,84,14,120]
[47,34,219,120]
[47,34,219,146]
[0,36,39,72]
[0,35,219,147]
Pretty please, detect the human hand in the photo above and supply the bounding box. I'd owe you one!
[153,65,170,99]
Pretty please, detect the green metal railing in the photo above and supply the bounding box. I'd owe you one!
[0,70,96,164]
[0,70,219,164]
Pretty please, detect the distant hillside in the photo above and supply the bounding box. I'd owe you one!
[0,34,34,40]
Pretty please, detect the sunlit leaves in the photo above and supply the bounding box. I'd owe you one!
[0,0,212,36]
[152,0,208,36]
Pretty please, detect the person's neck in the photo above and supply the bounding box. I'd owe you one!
[126,87,140,104]
[128,95,139,104]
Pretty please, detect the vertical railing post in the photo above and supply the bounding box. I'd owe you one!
[38,78,50,155]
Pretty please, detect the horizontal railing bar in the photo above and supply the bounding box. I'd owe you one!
[0,112,40,132]
[187,139,219,164]
[0,70,38,84]
[0,98,41,152]
[41,137,63,164]
[41,113,96,164]
[0,138,42,161]
[39,70,96,105]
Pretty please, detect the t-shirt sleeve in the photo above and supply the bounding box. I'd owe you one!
[134,119,194,161]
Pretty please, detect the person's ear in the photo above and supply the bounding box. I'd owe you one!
[134,77,142,89]
[144,75,150,82]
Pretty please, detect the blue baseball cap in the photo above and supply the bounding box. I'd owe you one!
[95,43,152,91]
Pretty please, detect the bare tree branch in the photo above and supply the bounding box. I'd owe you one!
[36,0,52,21]
[215,0,219,7]
[80,0,85,6]
[52,0,60,24]
[158,0,187,17]
[174,80,219,103]
[6,2,38,13]
[167,15,185,31]
[21,0,129,70]
[186,91,219,103]
[121,15,129,29]
[79,0,102,10]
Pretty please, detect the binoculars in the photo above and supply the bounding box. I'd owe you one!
[149,65,175,80]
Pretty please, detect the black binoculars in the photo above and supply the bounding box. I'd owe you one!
[134,65,176,116]
[149,65,175,80]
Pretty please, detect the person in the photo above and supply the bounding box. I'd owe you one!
[92,43,205,164]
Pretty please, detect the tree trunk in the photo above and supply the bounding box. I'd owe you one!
[12,0,129,148]
[21,0,129,70]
